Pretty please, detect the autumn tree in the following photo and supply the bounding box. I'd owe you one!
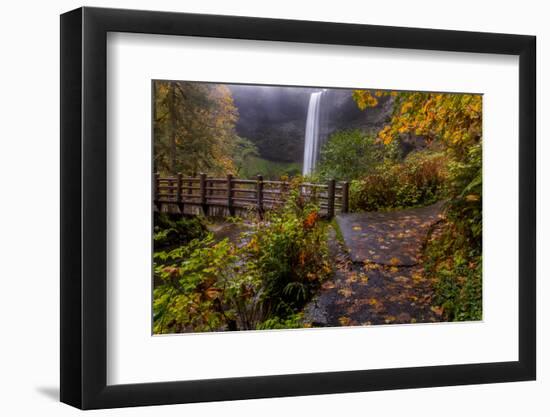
[352,90,482,158]
[153,81,239,176]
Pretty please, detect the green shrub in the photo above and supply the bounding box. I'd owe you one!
[350,151,448,211]
[317,129,401,181]
[424,225,482,321]
[243,182,331,317]
[424,142,482,321]
[152,182,331,333]
[445,142,482,245]
[153,213,208,249]
[153,235,263,333]
[256,313,304,330]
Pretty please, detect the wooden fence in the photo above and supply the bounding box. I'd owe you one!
[153,173,349,219]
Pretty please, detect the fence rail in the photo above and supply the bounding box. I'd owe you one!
[154,173,349,219]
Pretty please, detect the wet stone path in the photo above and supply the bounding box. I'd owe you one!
[304,202,446,326]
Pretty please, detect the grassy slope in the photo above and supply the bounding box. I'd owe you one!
[240,156,301,180]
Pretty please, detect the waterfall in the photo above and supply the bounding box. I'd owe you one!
[302,91,324,176]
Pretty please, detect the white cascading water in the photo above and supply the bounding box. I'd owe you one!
[302,91,324,176]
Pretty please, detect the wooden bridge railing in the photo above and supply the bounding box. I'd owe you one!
[154,173,349,219]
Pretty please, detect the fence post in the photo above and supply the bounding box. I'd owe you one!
[176,172,184,215]
[187,178,193,198]
[256,174,264,219]
[342,181,349,213]
[327,179,336,219]
[199,173,207,216]
[154,172,160,212]
[227,173,235,216]
[281,180,288,205]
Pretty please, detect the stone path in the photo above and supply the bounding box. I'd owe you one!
[336,202,444,266]
[304,202,446,327]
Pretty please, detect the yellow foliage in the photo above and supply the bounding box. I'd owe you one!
[352,89,482,155]
[338,316,351,326]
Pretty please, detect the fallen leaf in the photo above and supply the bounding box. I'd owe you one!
[321,281,336,290]
[346,273,358,283]
[389,257,401,266]
[338,316,351,326]
[431,306,444,316]
[205,287,221,300]
[412,272,425,283]
[339,288,353,298]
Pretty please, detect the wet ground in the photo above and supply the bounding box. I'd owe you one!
[207,221,253,247]
[336,202,444,265]
[304,202,446,327]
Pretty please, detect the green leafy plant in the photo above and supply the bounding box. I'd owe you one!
[423,142,482,321]
[445,142,482,245]
[243,181,332,317]
[424,224,482,321]
[153,181,332,334]
[153,235,263,333]
[317,129,401,181]
[256,313,305,330]
[349,151,448,211]
[153,213,208,249]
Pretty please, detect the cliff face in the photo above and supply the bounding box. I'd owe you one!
[321,89,394,139]
[228,84,394,163]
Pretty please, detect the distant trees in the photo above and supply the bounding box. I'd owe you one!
[317,130,379,181]
[153,81,239,175]
[231,136,260,177]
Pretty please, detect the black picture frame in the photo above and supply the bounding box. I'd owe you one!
[60,6,536,410]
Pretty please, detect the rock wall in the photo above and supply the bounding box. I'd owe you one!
[228,84,395,163]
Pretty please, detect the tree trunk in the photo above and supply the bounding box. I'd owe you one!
[169,83,177,173]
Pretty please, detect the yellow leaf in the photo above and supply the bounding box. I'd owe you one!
[389,257,401,266]
[412,272,424,283]
[346,273,358,283]
[339,288,353,298]
[431,306,444,316]
[338,316,351,326]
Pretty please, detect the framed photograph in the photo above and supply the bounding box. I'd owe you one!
[60,6,536,409]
